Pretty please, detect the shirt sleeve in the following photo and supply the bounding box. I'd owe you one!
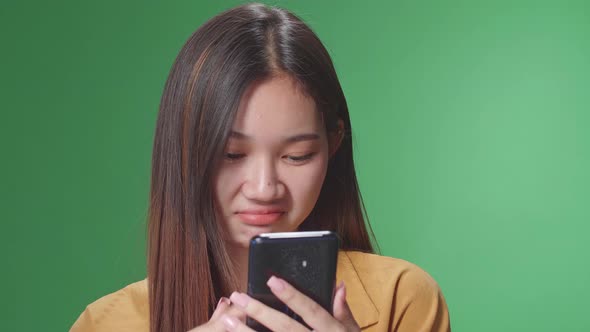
[391,267,451,332]
[68,282,149,332]
[70,307,96,332]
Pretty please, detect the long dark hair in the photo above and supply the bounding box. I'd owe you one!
[147,3,375,331]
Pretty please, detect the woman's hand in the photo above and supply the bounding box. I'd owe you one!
[221,277,361,332]
[188,297,246,331]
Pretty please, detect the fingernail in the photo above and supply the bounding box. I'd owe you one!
[267,276,285,292]
[222,314,239,329]
[229,291,250,308]
[217,297,230,308]
[340,283,347,300]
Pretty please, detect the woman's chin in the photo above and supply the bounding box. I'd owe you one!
[242,226,273,243]
[227,220,301,250]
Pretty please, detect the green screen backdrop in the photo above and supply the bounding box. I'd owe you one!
[1,1,589,331]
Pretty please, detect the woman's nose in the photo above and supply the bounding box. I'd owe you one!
[241,156,284,202]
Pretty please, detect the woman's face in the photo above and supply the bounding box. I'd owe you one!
[214,75,330,249]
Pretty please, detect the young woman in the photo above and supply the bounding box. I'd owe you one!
[71,3,450,332]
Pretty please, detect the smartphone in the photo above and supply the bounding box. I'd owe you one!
[246,231,339,331]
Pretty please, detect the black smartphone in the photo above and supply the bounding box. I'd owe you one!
[246,231,339,331]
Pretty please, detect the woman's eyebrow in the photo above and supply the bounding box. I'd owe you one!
[284,133,320,143]
[229,131,249,139]
[229,131,319,143]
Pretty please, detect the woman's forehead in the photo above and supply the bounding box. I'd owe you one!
[232,76,324,138]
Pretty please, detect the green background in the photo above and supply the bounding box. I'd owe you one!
[2,0,589,331]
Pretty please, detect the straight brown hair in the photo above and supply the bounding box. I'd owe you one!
[147,3,375,331]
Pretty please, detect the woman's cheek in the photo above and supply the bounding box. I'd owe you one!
[291,156,329,201]
[214,165,244,205]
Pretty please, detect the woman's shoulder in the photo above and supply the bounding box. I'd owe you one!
[340,250,440,287]
[70,279,149,332]
[338,250,450,331]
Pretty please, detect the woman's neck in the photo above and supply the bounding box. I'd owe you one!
[227,244,249,293]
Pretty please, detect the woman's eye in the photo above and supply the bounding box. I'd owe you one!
[284,153,315,164]
[225,152,245,161]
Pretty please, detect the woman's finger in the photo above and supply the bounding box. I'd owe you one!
[220,313,259,332]
[332,283,360,331]
[266,276,342,331]
[229,291,309,332]
[210,297,231,321]
[205,301,247,331]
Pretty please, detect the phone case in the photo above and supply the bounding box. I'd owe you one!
[246,231,339,331]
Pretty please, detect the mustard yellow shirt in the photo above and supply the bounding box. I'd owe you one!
[71,251,450,331]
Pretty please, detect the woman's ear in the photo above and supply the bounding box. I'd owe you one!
[328,119,345,158]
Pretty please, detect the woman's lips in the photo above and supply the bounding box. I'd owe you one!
[236,211,284,226]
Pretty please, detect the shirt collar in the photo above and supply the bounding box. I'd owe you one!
[336,251,380,329]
